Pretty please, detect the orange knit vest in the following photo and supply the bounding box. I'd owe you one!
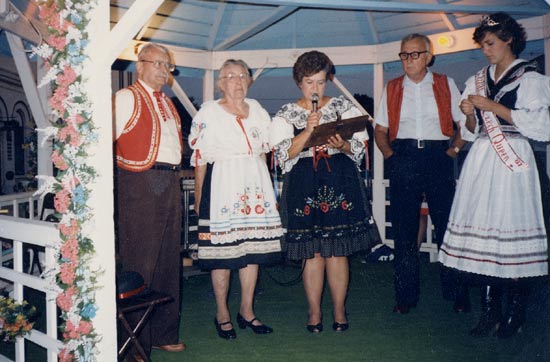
[115,82,183,172]
[386,73,454,143]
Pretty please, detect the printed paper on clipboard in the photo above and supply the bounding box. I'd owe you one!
[303,115,370,149]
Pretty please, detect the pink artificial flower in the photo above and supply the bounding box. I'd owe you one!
[68,114,85,125]
[58,219,80,238]
[56,287,76,312]
[54,189,71,213]
[58,348,74,362]
[38,4,56,22]
[60,238,79,262]
[60,262,77,285]
[63,320,80,340]
[47,35,67,51]
[319,202,330,213]
[57,124,81,148]
[57,66,77,87]
[52,150,69,171]
[77,321,92,335]
[49,86,68,114]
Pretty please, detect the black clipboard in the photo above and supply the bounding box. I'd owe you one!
[303,115,370,149]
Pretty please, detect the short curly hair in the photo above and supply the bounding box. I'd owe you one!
[473,12,526,56]
[292,51,335,86]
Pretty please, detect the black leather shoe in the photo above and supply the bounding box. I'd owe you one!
[392,302,416,314]
[392,304,410,314]
[332,322,349,332]
[453,284,471,313]
[214,318,237,340]
[306,323,323,333]
[236,313,273,334]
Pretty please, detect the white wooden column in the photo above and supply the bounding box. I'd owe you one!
[372,62,386,242]
[84,0,117,359]
[544,14,550,177]
[203,69,215,102]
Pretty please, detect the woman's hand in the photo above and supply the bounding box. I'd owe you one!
[327,134,348,153]
[460,99,475,117]
[467,94,513,124]
[467,95,496,112]
[327,134,345,149]
[304,111,320,134]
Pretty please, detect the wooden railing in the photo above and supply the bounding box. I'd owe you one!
[0,193,62,362]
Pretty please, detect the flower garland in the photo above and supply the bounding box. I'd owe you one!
[32,0,100,361]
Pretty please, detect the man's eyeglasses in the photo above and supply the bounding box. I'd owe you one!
[398,51,429,61]
[139,59,176,72]
[219,73,249,83]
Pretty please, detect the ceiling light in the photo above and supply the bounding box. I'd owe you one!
[437,35,455,48]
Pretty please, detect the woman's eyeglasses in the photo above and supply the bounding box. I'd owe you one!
[219,73,249,83]
[398,51,429,60]
[139,59,176,72]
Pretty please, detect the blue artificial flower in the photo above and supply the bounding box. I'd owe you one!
[72,185,86,205]
[71,14,82,25]
[80,303,96,319]
[68,44,80,56]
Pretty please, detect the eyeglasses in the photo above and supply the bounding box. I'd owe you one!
[219,73,249,83]
[398,51,429,60]
[139,59,176,72]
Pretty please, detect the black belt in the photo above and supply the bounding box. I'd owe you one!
[150,163,181,171]
[392,139,448,149]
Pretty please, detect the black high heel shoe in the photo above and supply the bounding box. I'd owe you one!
[236,313,273,334]
[306,323,323,333]
[332,321,349,332]
[214,318,237,340]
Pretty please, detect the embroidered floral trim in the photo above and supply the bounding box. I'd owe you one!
[294,186,353,217]
[227,186,276,216]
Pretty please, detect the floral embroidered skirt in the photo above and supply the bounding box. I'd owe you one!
[197,159,283,270]
[280,154,380,260]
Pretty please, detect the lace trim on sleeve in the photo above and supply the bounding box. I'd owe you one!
[349,138,365,164]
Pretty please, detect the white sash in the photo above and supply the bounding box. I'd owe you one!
[474,68,528,172]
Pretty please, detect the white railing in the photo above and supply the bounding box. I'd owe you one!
[0,192,38,221]
[0,193,62,362]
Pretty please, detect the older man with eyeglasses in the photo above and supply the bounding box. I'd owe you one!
[374,33,468,315]
[113,43,185,361]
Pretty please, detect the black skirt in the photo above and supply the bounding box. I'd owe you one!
[280,154,381,260]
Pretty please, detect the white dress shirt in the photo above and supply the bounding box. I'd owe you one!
[375,71,464,140]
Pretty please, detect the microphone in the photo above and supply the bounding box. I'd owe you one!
[311,93,319,113]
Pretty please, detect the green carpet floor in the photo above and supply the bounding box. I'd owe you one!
[151,256,550,362]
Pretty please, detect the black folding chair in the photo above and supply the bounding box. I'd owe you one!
[117,291,173,362]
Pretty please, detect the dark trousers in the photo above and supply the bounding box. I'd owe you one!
[387,139,456,305]
[116,167,182,355]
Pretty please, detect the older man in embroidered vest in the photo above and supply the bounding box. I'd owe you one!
[374,33,467,315]
[114,43,185,360]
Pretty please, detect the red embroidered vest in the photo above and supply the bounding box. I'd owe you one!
[386,73,454,143]
[115,81,183,172]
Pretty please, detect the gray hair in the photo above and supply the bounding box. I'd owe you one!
[219,59,253,83]
[137,43,172,61]
[401,33,433,54]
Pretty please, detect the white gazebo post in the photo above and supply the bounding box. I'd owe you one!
[83,0,118,359]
